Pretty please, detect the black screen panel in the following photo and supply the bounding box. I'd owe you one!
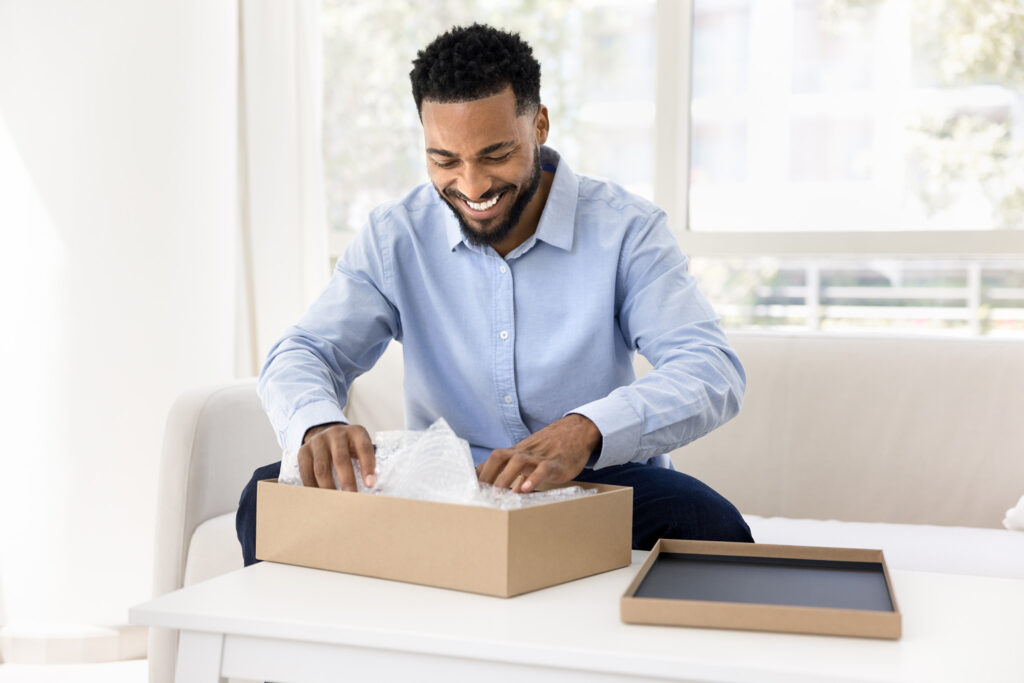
[634,552,894,612]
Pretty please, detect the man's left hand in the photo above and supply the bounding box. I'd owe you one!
[477,414,602,493]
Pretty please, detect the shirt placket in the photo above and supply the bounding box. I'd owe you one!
[492,255,528,444]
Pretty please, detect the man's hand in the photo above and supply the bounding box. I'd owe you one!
[298,422,376,491]
[477,414,602,493]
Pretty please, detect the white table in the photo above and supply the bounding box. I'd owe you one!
[131,551,1024,683]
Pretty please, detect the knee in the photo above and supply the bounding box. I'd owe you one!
[655,477,753,545]
[239,461,282,509]
[684,488,753,544]
[708,500,754,543]
[235,461,282,567]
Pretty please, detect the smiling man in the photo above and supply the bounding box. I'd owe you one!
[422,92,548,255]
[236,24,753,566]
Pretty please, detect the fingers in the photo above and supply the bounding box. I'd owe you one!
[297,443,316,487]
[478,448,511,485]
[493,462,528,491]
[492,454,534,492]
[480,448,525,490]
[326,429,359,492]
[482,448,555,492]
[312,437,338,489]
[298,427,340,489]
[349,426,376,488]
[520,461,553,494]
[297,424,371,492]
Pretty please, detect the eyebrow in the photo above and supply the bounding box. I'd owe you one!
[426,140,516,158]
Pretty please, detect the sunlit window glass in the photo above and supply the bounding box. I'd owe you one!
[689,0,1024,232]
[689,0,1023,337]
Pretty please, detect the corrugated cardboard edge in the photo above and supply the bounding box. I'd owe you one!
[620,539,902,640]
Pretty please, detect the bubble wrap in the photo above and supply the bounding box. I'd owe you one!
[278,418,596,509]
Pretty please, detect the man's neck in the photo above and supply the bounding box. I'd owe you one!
[491,169,555,258]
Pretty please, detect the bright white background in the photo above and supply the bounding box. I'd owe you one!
[0,0,237,633]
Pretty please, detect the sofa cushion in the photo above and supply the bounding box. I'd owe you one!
[745,515,1024,579]
[668,333,1024,529]
[184,513,243,586]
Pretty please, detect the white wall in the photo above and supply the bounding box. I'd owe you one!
[0,0,237,631]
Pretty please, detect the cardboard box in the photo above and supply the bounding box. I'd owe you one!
[256,479,632,597]
[621,539,901,639]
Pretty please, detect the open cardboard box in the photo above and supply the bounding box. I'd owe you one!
[621,539,901,639]
[256,479,632,597]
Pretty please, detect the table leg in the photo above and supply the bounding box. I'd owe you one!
[175,630,226,683]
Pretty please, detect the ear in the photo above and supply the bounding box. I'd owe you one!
[533,105,549,145]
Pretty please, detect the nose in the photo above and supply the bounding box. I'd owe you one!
[456,163,491,201]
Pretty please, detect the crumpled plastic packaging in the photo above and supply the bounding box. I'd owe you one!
[278,418,596,509]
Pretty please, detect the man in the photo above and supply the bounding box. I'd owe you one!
[236,24,752,566]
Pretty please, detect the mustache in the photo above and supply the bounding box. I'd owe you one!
[444,184,515,203]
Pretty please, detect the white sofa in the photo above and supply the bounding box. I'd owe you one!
[147,331,1024,683]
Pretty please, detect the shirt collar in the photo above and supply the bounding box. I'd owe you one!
[528,146,577,253]
[444,204,464,252]
[443,145,578,255]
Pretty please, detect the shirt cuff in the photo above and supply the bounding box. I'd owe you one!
[284,401,349,452]
[566,394,643,469]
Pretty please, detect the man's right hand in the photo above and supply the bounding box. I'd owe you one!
[298,423,376,491]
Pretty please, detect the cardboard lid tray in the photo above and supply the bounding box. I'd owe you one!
[621,539,901,639]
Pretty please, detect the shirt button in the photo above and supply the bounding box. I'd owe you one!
[499,265,508,274]
[499,330,509,340]
[504,395,513,404]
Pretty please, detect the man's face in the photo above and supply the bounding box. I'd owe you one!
[421,86,548,248]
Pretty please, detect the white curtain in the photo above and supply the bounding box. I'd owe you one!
[236,0,329,377]
[2,0,237,668]
[150,7,328,678]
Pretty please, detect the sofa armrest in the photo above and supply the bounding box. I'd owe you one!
[148,379,280,683]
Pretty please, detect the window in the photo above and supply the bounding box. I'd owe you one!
[322,0,1024,336]
[686,0,1024,233]
[682,0,1024,335]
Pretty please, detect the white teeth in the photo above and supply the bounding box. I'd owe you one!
[466,194,501,211]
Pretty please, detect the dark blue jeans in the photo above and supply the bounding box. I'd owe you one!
[236,461,753,567]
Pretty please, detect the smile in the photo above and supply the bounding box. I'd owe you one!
[458,190,507,219]
[466,194,501,211]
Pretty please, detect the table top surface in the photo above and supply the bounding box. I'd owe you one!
[132,551,1024,683]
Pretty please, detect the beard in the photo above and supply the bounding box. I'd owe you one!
[436,145,543,249]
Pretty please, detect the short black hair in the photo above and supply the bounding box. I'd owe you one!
[410,23,541,117]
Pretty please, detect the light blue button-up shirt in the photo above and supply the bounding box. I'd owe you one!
[258,147,745,469]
